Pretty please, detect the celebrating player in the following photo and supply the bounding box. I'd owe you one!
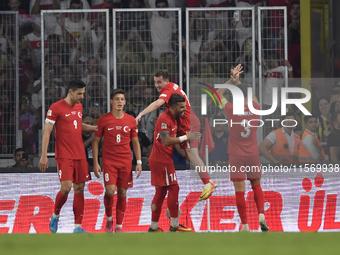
[92,89,142,233]
[148,93,201,232]
[216,65,269,232]
[136,70,216,201]
[39,79,96,233]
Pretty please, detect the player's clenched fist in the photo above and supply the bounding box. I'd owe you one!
[93,163,102,178]
[39,155,48,172]
[186,132,201,141]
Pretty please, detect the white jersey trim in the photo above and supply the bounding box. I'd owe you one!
[45,118,55,125]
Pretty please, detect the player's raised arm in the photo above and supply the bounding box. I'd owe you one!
[39,122,54,172]
[215,64,244,100]
[92,135,102,178]
[131,137,142,178]
[136,98,165,124]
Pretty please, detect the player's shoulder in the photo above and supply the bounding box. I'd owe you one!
[49,99,64,111]
[124,113,136,123]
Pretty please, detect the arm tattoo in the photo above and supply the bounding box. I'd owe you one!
[159,131,170,144]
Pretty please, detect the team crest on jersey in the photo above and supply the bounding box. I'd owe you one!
[47,110,52,116]
[161,123,167,129]
[123,126,130,132]
[72,111,76,115]
[78,112,82,118]
[116,126,122,130]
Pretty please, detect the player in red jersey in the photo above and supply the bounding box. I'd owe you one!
[136,70,216,201]
[148,93,201,232]
[92,89,142,233]
[216,65,269,232]
[39,79,97,233]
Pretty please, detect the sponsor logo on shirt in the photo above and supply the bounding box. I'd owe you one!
[108,127,114,131]
[116,126,122,130]
[65,114,70,117]
[72,111,76,115]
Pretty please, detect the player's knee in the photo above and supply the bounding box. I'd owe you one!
[151,204,157,211]
[105,190,115,197]
[61,185,72,195]
[73,183,85,194]
[117,187,127,197]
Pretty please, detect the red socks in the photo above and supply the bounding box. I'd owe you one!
[54,191,68,215]
[116,196,126,225]
[252,184,264,214]
[73,193,84,225]
[151,187,167,222]
[167,184,179,218]
[104,193,114,217]
[235,191,247,224]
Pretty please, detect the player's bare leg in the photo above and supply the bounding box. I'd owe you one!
[50,180,72,233]
[104,184,116,233]
[250,179,269,231]
[185,148,217,201]
[73,182,87,233]
[233,181,249,232]
[116,187,127,233]
[148,186,167,232]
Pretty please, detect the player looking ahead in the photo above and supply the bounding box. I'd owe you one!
[92,89,142,233]
[39,79,96,233]
[136,70,216,201]
[216,65,269,232]
[148,93,201,232]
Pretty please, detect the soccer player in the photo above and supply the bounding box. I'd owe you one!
[216,65,269,232]
[136,70,216,201]
[39,79,96,233]
[148,93,201,232]
[92,89,142,233]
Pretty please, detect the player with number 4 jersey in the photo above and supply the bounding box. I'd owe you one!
[216,64,269,232]
[39,80,97,234]
[92,89,142,233]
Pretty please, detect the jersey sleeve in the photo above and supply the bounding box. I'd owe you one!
[130,118,138,138]
[45,103,59,125]
[223,101,233,117]
[94,116,105,137]
[158,88,172,104]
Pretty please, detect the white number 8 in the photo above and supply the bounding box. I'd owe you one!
[73,120,77,129]
[116,134,121,143]
[240,119,251,138]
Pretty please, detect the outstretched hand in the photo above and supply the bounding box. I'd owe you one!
[230,64,244,81]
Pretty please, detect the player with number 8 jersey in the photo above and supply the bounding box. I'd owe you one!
[92,89,142,233]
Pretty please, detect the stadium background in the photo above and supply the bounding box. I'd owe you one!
[1,0,340,235]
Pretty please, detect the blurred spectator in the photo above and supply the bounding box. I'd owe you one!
[25,18,44,66]
[235,0,263,7]
[54,0,91,49]
[82,114,99,166]
[327,111,340,162]
[138,86,161,141]
[30,0,59,36]
[158,52,180,84]
[126,110,152,163]
[125,84,144,116]
[145,0,177,60]
[231,10,254,50]
[19,92,41,154]
[299,116,326,163]
[316,97,332,144]
[88,102,103,124]
[12,148,32,167]
[8,0,26,14]
[258,112,300,163]
[288,1,300,43]
[61,0,90,10]
[18,40,37,94]
[208,114,229,165]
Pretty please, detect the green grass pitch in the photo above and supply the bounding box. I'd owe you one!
[2,232,340,255]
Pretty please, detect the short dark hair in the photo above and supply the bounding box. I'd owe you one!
[110,89,125,99]
[331,85,340,94]
[169,93,185,106]
[154,69,169,80]
[70,0,82,7]
[331,111,340,125]
[68,79,86,92]
[82,113,92,120]
[155,0,169,7]
[304,115,317,124]
[283,111,296,120]
[289,1,300,12]
[14,148,25,156]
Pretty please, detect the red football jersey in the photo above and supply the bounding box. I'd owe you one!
[150,110,178,163]
[45,100,85,159]
[159,82,200,131]
[223,101,260,156]
[95,112,138,166]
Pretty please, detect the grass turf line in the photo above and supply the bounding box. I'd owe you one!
[1,232,340,255]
